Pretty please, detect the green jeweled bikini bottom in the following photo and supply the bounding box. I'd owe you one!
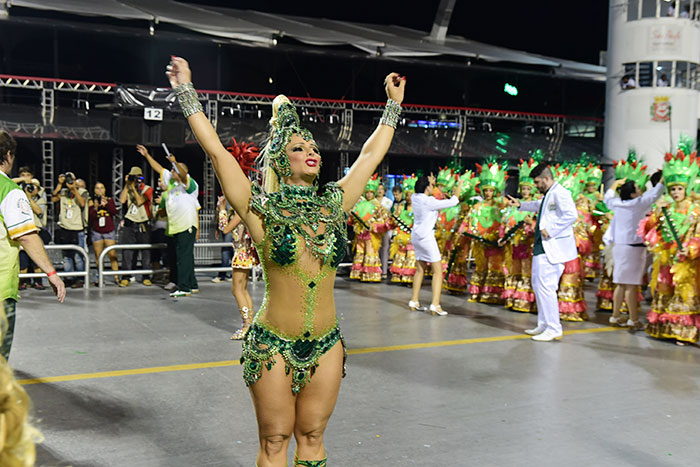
[241,323,346,394]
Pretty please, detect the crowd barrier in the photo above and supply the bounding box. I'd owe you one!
[21,242,468,291]
[18,244,91,289]
[97,242,253,288]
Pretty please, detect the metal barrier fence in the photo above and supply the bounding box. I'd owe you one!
[97,242,254,288]
[18,244,91,289]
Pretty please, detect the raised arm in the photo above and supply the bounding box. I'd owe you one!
[338,73,406,211]
[166,57,258,235]
[137,145,166,175]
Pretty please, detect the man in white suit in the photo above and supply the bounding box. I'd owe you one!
[507,164,578,341]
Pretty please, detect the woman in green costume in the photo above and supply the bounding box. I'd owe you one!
[167,57,405,467]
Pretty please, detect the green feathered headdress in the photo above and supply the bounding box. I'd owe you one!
[458,170,478,200]
[557,166,586,199]
[576,153,603,185]
[614,149,649,189]
[663,148,699,188]
[402,174,417,193]
[518,158,538,187]
[476,158,507,193]
[364,173,380,193]
[436,167,457,191]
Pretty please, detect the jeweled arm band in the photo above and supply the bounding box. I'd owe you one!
[380,98,401,129]
[174,82,204,118]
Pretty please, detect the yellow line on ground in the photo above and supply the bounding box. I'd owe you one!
[17,327,622,386]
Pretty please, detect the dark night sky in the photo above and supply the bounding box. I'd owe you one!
[186,0,609,65]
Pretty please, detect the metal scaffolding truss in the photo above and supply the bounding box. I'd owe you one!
[0,75,115,93]
[0,74,601,127]
[112,148,124,209]
[42,140,55,235]
[202,156,216,212]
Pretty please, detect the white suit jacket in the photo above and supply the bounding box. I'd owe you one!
[519,182,578,264]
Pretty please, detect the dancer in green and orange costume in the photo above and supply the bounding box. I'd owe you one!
[579,160,608,280]
[501,157,539,312]
[434,167,460,265]
[443,171,478,294]
[349,174,391,282]
[555,166,589,321]
[389,175,417,284]
[466,160,508,304]
[638,142,700,344]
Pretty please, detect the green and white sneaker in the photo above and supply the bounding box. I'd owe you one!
[169,290,191,297]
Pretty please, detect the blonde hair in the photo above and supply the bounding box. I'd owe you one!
[260,94,292,193]
[0,359,42,467]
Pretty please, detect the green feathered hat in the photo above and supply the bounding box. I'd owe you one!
[613,149,649,189]
[436,167,457,191]
[557,166,586,199]
[364,173,380,193]
[663,148,699,188]
[518,158,538,187]
[458,170,478,200]
[402,174,417,193]
[476,158,507,193]
[585,164,603,186]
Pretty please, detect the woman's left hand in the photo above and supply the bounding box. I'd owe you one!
[384,72,406,105]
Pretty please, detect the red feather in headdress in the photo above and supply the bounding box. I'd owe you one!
[226,138,260,177]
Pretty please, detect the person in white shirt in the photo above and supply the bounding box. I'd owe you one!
[604,172,664,330]
[376,183,394,279]
[409,174,464,315]
[508,164,578,342]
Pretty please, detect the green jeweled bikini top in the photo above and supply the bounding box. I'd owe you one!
[250,181,348,267]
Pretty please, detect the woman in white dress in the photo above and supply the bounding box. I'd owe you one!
[409,174,465,315]
[604,172,664,329]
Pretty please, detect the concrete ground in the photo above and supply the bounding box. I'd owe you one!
[10,276,700,467]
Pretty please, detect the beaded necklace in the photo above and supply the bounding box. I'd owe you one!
[252,181,347,268]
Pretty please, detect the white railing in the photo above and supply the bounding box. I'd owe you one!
[97,242,252,288]
[18,244,90,289]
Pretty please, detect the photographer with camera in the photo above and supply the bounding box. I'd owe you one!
[118,166,153,287]
[14,167,49,289]
[88,182,119,286]
[52,171,88,288]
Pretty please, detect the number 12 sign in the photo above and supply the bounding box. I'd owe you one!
[144,107,164,121]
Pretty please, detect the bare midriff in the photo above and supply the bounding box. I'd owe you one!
[253,239,339,340]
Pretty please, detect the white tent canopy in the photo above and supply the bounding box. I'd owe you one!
[10,0,604,80]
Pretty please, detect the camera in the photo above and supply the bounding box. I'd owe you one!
[127,174,137,182]
[25,183,36,194]
[65,173,74,185]
[95,195,104,205]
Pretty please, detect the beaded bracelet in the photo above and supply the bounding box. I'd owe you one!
[380,98,401,129]
[174,82,204,118]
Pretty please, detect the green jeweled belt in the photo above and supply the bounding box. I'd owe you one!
[241,323,345,394]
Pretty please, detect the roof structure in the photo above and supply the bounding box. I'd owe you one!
[8,0,605,81]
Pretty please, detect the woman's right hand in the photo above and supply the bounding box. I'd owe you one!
[384,72,406,105]
[166,56,192,88]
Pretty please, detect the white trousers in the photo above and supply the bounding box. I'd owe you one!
[532,254,565,334]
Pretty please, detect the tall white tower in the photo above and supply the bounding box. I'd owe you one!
[604,0,700,171]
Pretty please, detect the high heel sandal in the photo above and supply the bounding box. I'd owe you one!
[231,306,252,340]
[429,304,448,316]
[408,300,426,312]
